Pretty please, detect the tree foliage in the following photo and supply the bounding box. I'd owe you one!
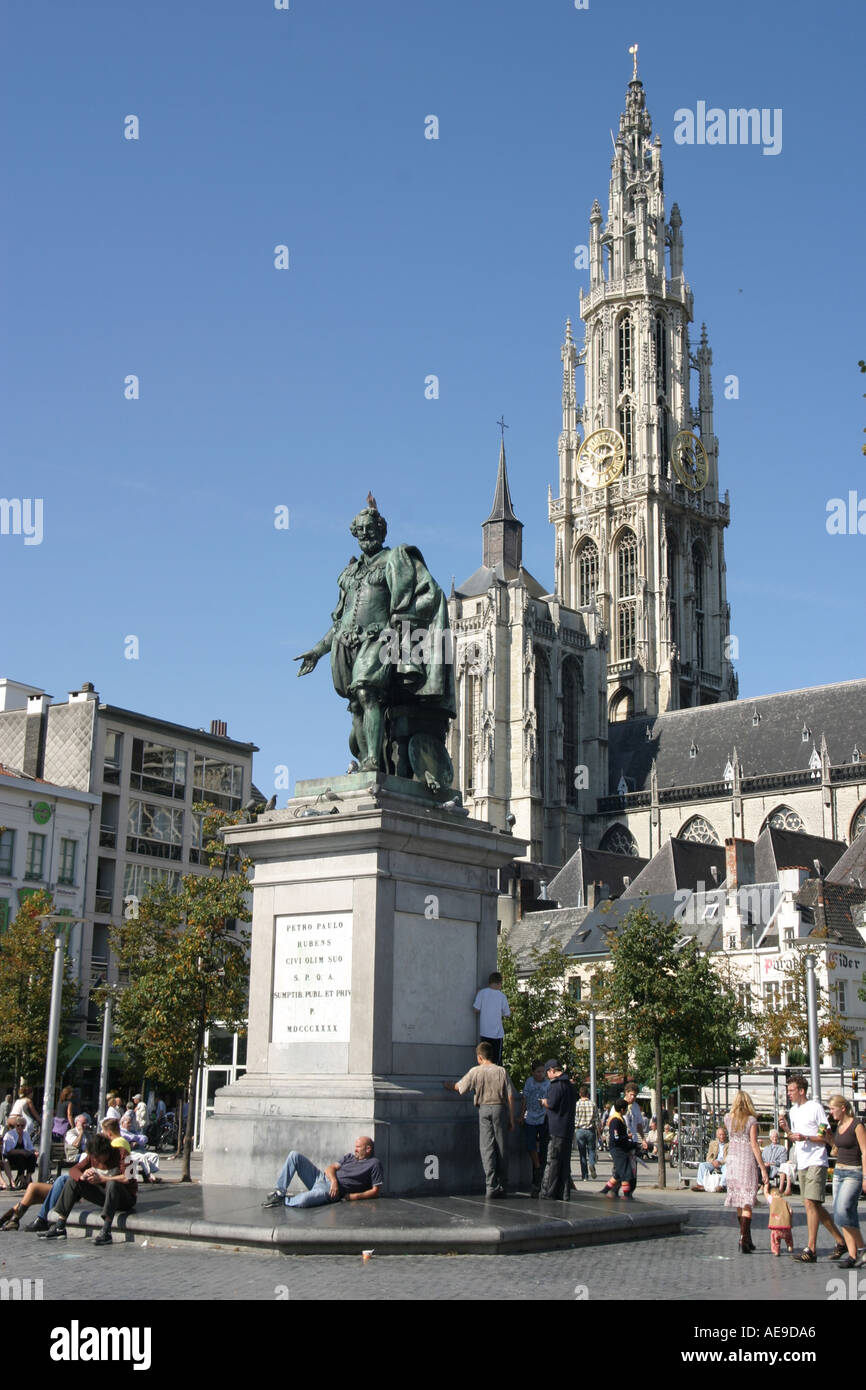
[0,890,78,1084]
[107,806,251,1090]
[499,942,584,1086]
[601,906,752,1185]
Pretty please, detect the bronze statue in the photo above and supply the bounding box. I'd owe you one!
[296,497,457,793]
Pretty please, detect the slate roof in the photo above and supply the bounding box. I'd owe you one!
[753,826,846,883]
[826,829,866,887]
[795,879,866,950]
[505,906,593,972]
[621,837,726,898]
[608,678,866,794]
[484,439,520,525]
[546,846,649,908]
[455,563,548,599]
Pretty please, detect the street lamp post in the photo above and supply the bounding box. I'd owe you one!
[804,952,822,1101]
[588,1006,598,1112]
[37,914,83,1183]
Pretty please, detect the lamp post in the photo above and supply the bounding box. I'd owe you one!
[804,952,822,1101]
[36,913,83,1183]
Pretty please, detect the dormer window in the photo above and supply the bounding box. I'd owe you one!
[802,724,811,743]
[752,709,761,727]
[689,741,698,759]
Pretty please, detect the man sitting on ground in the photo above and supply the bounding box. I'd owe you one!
[39,1134,138,1245]
[262,1136,383,1209]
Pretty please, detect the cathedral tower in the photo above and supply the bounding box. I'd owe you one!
[551,50,737,720]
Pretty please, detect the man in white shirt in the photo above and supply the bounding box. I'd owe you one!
[782,1074,844,1263]
[472,972,511,1066]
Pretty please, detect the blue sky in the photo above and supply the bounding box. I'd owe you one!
[2,0,863,795]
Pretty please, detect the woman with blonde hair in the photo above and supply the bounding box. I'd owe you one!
[824,1094,866,1268]
[723,1090,768,1253]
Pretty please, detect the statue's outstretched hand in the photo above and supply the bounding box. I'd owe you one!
[295,652,319,677]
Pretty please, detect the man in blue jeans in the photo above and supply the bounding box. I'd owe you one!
[261,1136,383,1208]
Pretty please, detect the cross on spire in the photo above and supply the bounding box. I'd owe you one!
[496,415,509,442]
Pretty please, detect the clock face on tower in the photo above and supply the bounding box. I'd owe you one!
[577,428,626,489]
[670,430,709,491]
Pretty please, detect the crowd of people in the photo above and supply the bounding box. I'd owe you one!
[0,1084,175,1246]
[684,1076,866,1264]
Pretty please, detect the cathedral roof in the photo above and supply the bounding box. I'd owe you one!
[608,679,866,794]
[454,563,547,599]
[620,836,726,898]
[547,846,648,908]
[753,826,847,883]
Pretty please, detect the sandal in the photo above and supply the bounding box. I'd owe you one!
[797,1249,816,1263]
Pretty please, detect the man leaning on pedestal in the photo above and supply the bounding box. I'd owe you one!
[262,1136,383,1209]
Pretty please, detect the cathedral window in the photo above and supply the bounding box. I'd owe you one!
[679,816,720,845]
[599,823,639,856]
[534,650,550,798]
[617,315,632,394]
[654,315,668,395]
[562,660,580,808]
[617,401,635,476]
[762,806,805,834]
[463,670,481,797]
[851,802,866,841]
[658,399,670,475]
[608,689,633,723]
[616,530,638,662]
[692,542,705,670]
[667,537,678,647]
[576,538,599,608]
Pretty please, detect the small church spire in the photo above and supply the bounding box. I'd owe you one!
[482,428,523,571]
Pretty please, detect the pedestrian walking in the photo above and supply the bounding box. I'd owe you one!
[723,1091,769,1254]
[825,1094,866,1269]
[601,1097,638,1199]
[781,1074,845,1263]
[574,1085,599,1181]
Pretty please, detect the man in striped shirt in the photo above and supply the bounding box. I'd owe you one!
[574,1087,599,1181]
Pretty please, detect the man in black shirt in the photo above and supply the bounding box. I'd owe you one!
[262,1135,384,1209]
[539,1060,577,1201]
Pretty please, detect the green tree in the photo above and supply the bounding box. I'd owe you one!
[107,805,251,1180]
[602,906,750,1188]
[633,953,757,1100]
[0,890,77,1088]
[499,942,584,1086]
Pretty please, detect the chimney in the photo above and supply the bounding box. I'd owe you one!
[724,837,755,890]
[68,682,98,703]
[22,694,51,777]
[210,719,228,737]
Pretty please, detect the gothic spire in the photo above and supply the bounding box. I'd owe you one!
[482,434,523,570]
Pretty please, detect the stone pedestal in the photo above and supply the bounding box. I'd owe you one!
[202,777,525,1195]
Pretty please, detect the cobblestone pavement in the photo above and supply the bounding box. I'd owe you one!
[0,1212,856,1302]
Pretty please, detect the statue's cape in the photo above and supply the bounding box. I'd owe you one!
[332,544,456,717]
